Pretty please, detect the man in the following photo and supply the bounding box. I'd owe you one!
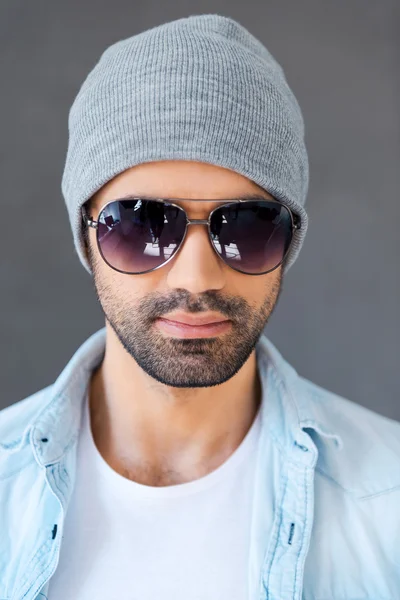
[1,13,399,600]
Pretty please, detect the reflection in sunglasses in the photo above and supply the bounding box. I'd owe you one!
[213,240,241,261]
[144,242,177,259]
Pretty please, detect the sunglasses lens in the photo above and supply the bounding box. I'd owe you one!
[96,199,187,273]
[210,201,293,274]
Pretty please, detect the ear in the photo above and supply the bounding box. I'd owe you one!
[81,197,95,266]
[82,224,91,259]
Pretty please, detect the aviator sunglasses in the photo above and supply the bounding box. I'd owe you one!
[81,195,301,276]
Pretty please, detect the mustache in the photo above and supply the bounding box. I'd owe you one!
[139,290,251,322]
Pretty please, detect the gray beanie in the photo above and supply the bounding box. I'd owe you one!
[61,13,309,275]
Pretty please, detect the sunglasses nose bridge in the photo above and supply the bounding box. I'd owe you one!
[186,218,210,226]
[182,218,214,253]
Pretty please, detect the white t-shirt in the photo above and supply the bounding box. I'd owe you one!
[47,391,263,599]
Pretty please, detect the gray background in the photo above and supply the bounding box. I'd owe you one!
[1,1,399,418]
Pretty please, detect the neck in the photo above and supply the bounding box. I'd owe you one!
[88,324,262,486]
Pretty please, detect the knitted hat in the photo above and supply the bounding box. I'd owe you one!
[61,13,309,275]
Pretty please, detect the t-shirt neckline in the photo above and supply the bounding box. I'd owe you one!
[83,390,262,500]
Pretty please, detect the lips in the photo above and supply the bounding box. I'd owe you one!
[159,313,230,327]
[155,317,232,339]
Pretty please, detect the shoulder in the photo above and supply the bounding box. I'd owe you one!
[296,379,400,592]
[259,334,400,499]
[0,385,53,449]
[298,373,400,443]
[296,374,400,499]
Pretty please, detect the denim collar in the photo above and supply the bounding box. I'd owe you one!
[22,327,342,472]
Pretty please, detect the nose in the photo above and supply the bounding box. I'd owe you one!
[166,223,226,294]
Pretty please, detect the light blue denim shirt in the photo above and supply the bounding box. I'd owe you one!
[1,327,400,600]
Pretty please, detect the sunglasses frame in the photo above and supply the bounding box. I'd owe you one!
[81,196,301,276]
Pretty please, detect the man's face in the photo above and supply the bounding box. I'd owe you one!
[85,161,283,389]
